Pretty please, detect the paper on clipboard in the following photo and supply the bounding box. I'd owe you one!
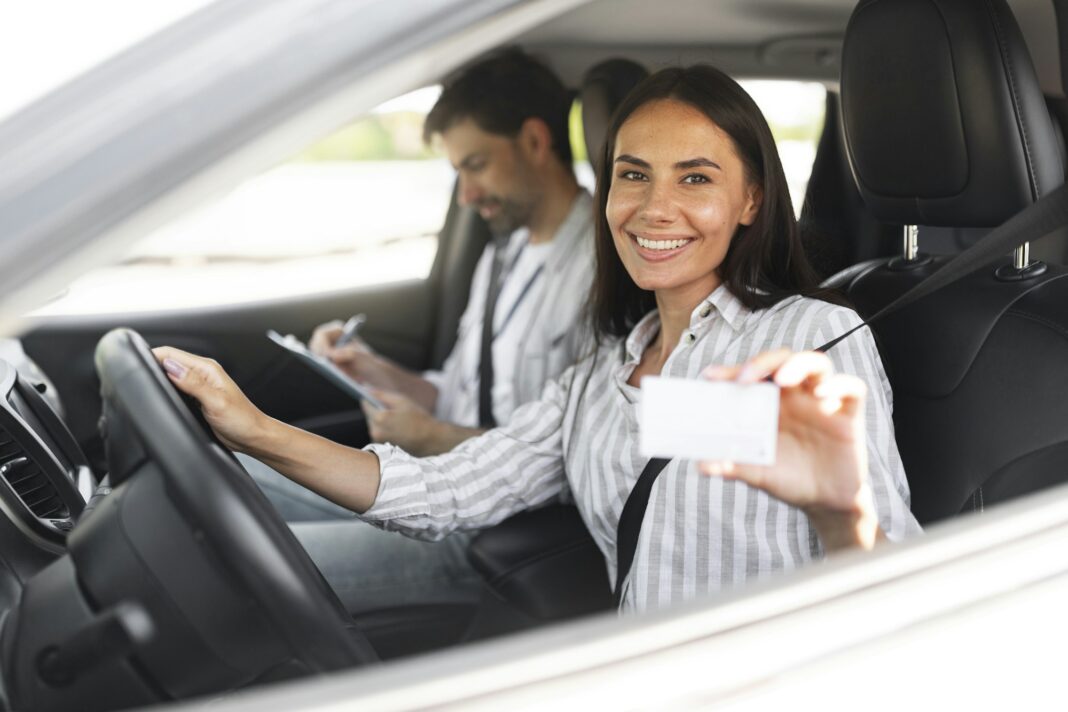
[266,330,388,410]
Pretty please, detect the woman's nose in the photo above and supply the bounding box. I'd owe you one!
[638,180,677,224]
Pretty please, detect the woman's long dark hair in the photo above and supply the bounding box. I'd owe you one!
[590,65,829,340]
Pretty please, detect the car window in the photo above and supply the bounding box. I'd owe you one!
[740,80,826,216]
[32,79,825,318]
[567,80,826,216]
[34,86,453,316]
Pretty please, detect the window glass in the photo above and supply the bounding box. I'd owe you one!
[740,80,827,217]
[569,99,597,193]
[35,86,452,316]
[566,81,826,217]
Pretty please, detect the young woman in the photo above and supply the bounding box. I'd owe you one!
[154,66,920,613]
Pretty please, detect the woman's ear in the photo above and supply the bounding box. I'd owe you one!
[739,183,763,226]
[518,117,553,165]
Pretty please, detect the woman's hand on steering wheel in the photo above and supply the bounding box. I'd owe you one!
[152,346,272,454]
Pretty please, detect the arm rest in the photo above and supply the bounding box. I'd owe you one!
[467,505,613,621]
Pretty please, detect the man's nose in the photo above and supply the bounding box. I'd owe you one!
[457,174,481,207]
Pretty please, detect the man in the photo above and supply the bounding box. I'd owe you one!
[309,48,592,458]
[247,48,596,614]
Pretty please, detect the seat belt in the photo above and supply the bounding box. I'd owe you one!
[612,181,1068,606]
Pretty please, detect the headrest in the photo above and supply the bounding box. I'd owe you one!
[580,59,649,174]
[841,0,1064,227]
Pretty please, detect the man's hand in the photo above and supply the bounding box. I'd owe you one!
[360,391,483,457]
[698,349,882,552]
[308,320,395,387]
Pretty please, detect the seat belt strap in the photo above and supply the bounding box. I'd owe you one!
[612,181,1068,606]
[613,456,669,606]
[818,182,1068,351]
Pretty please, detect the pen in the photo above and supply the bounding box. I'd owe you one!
[334,314,367,348]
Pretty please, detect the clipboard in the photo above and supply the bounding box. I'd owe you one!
[266,330,387,410]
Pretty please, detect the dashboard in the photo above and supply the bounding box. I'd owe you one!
[0,351,94,555]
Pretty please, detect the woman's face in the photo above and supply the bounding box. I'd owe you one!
[606,99,761,304]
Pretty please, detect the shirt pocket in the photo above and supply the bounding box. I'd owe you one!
[519,329,573,403]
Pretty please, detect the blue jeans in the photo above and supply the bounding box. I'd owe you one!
[238,454,483,615]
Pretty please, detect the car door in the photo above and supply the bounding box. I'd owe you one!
[19,96,490,467]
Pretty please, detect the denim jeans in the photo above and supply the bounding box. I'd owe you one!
[238,454,483,615]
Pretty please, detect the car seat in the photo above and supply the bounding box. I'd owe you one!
[831,0,1068,524]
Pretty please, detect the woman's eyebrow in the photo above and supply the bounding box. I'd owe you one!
[676,157,722,171]
[614,154,650,168]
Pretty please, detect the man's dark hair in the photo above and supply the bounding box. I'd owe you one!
[425,48,574,166]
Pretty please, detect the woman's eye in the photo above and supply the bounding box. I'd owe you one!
[682,173,710,185]
[618,170,646,181]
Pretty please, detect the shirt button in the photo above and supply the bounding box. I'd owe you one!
[699,304,712,318]
[684,332,696,345]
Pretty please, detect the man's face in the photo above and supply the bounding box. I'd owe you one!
[441,118,539,236]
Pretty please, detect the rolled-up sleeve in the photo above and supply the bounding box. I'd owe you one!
[360,367,575,541]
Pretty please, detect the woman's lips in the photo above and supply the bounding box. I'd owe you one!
[629,232,695,261]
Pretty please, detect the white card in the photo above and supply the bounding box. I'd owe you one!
[639,376,779,465]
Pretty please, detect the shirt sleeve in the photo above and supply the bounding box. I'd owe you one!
[813,307,924,541]
[360,364,577,541]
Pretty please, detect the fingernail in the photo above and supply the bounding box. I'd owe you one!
[163,358,187,379]
[702,365,729,380]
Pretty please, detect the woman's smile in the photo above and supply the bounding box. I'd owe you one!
[628,231,696,261]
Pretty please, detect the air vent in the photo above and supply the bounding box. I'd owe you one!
[0,427,70,520]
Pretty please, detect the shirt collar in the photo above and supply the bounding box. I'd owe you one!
[546,190,593,271]
[623,310,661,364]
[695,284,750,332]
[621,284,754,364]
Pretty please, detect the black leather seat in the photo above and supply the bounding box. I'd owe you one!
[464,58,648,623]
[831,0,1068,524]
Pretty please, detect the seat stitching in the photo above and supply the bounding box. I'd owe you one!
[986,0,1039,199]
[1005,308,1068,341]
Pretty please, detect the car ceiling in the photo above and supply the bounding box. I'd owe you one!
[516,0,1063,93]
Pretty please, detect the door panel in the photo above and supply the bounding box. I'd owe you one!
[21,278,435,467]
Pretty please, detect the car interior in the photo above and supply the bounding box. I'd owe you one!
[1,0,1068,709]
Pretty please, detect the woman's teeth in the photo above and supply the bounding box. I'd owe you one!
[635,236,691,250]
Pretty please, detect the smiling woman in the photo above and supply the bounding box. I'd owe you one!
[156,63,920,616]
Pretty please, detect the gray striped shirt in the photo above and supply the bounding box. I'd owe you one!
[364,285,922,613]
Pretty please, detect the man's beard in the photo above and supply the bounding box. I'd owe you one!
[478,196,534,237]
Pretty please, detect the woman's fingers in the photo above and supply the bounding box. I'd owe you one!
[151,347,228,405]
[701,364,742,381]
[813,373,867,417]
[703,349,831,388]
[698,460,736,477]
[772,351,834,389]
[736,348,793,383]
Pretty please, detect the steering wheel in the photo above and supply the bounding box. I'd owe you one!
[90,328,376,687]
